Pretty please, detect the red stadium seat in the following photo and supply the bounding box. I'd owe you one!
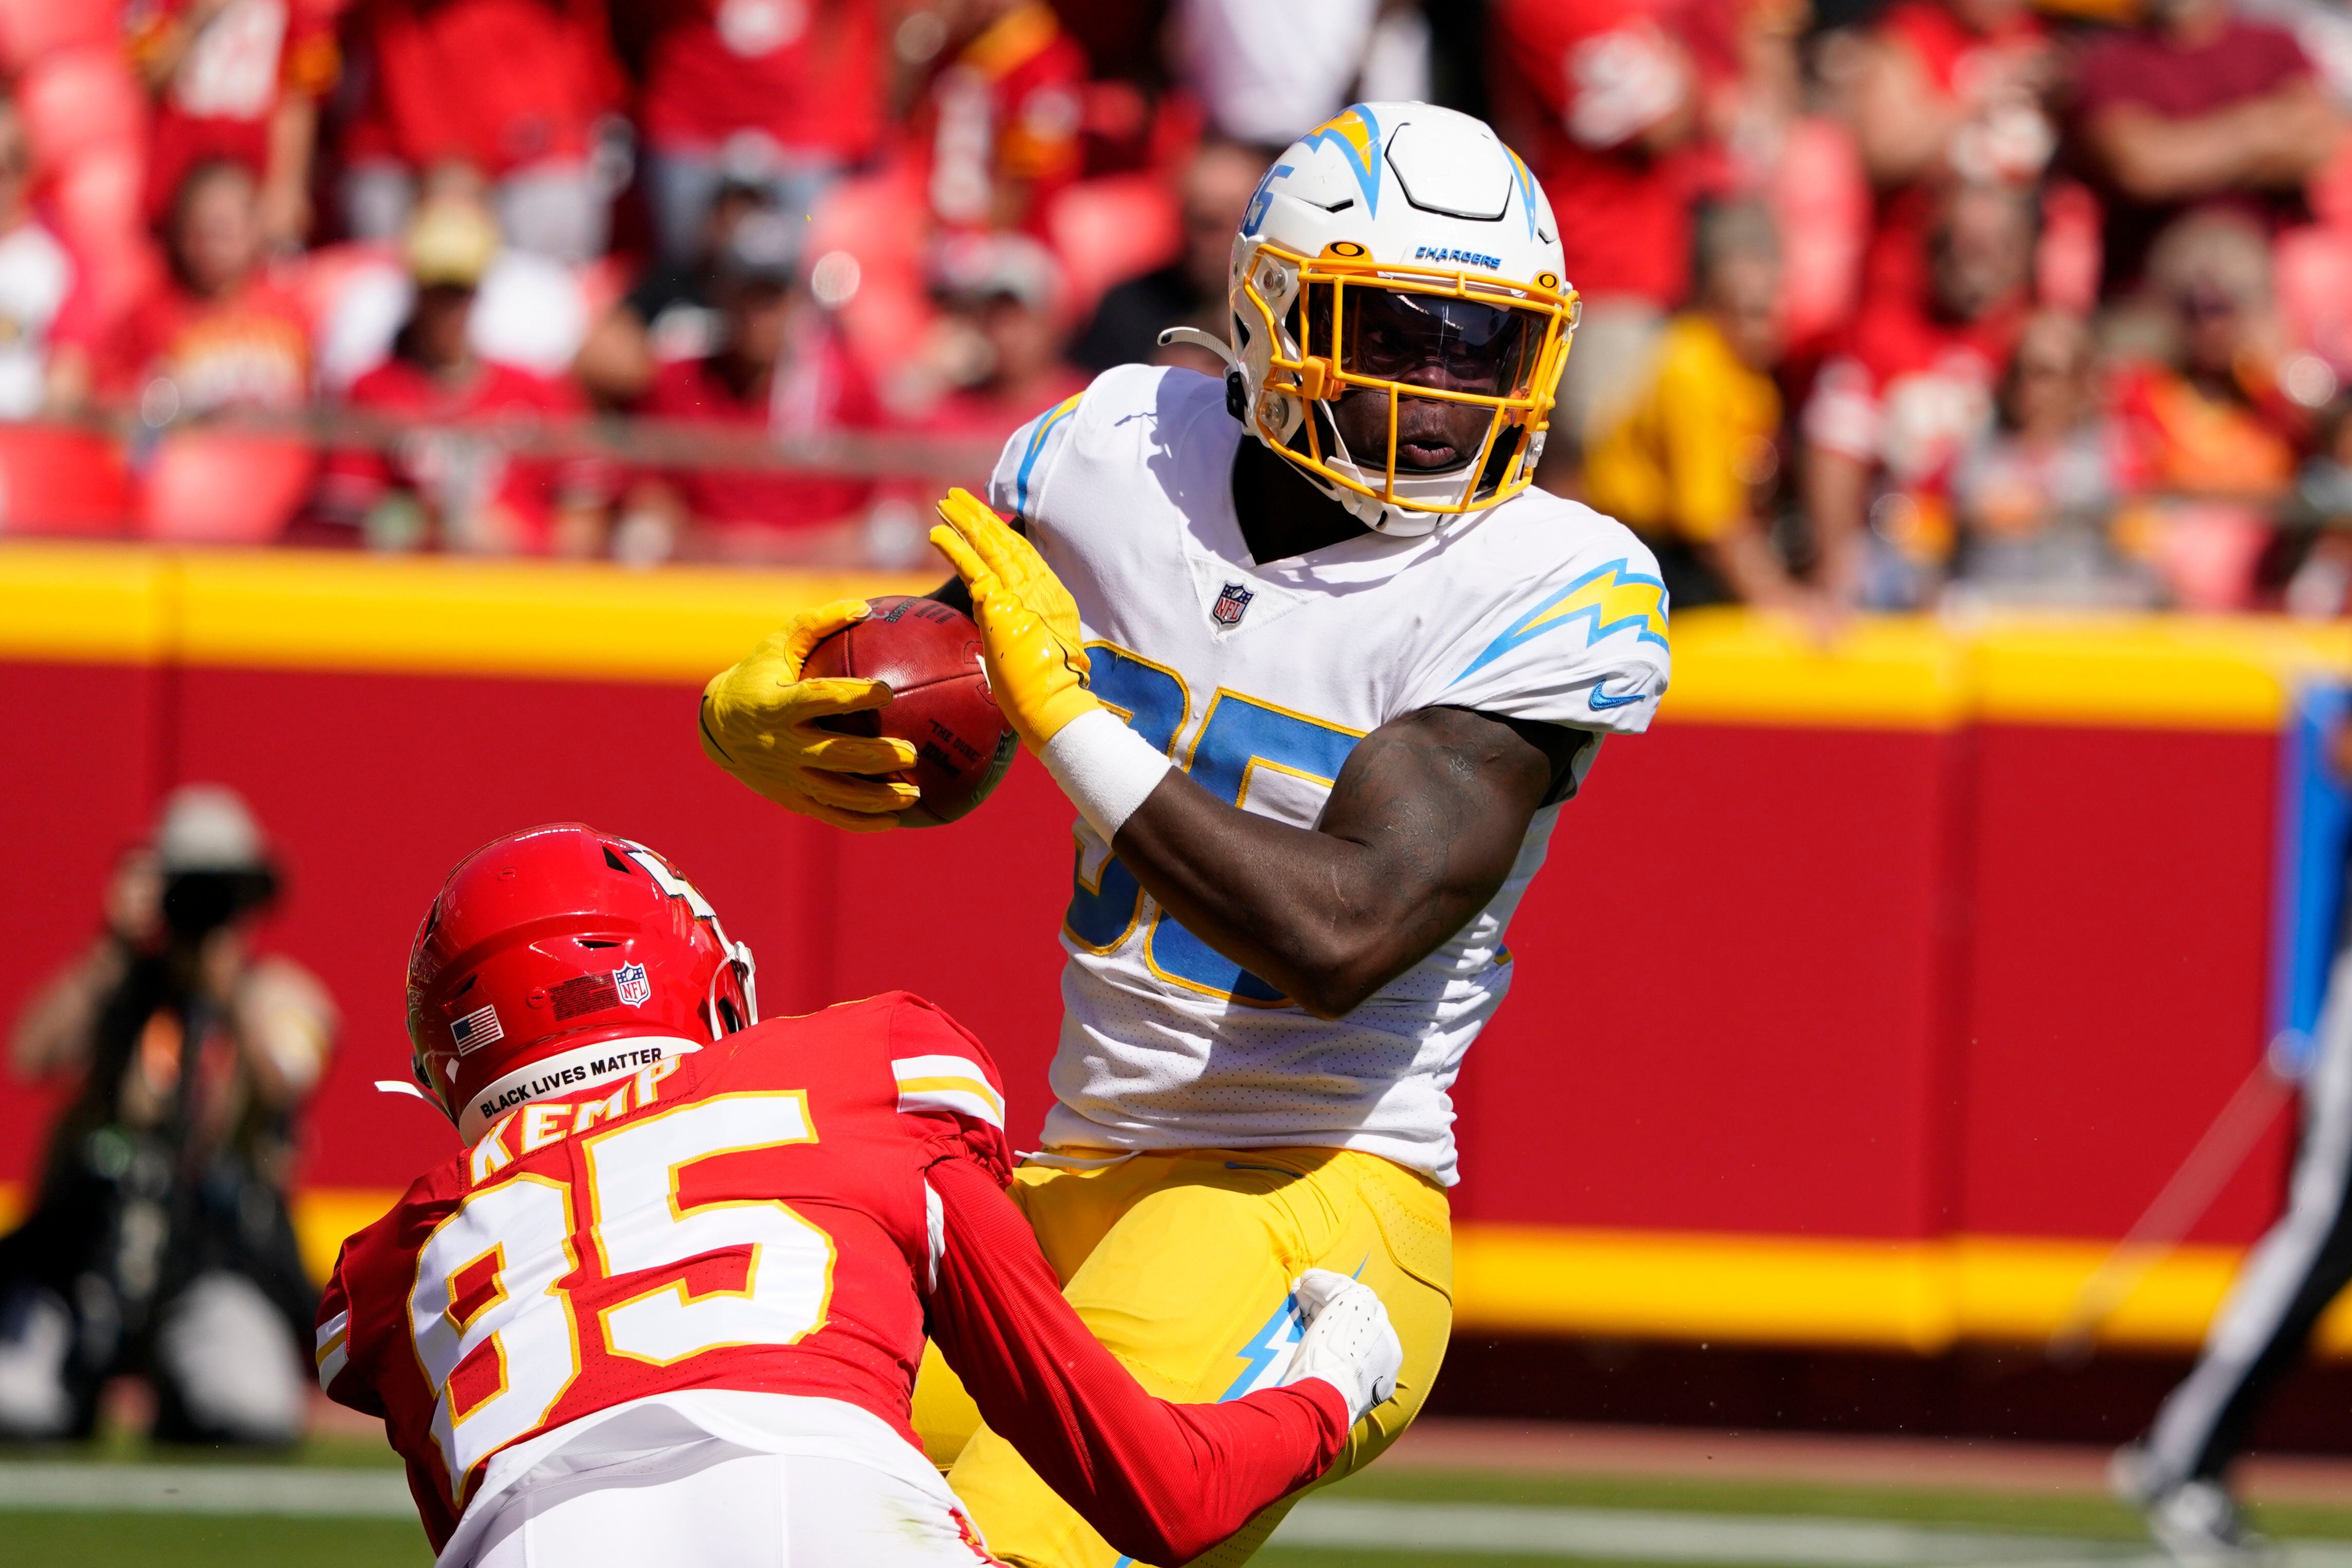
[1045,174,1181,323]
[2278,222,2352,378]
[806,165,937,395]
[47,146,155,342]
[16,48,145,167]
[0,0,119,70]
[0,424,131,536]
[135,434,317,545]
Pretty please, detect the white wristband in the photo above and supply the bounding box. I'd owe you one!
[1039,707,1173,843]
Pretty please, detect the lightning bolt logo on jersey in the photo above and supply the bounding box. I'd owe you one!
[987,364,1669,1186]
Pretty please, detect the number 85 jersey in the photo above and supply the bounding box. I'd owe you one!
[995,365,1672,1187]
[316,992,1020,1551]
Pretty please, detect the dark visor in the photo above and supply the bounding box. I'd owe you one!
[1333,287,1538,397]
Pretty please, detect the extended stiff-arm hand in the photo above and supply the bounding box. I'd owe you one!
[921,1156,1375,1566]
[927,492,1568,1019]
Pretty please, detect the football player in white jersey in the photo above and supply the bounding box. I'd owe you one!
[700,102,1670,1567]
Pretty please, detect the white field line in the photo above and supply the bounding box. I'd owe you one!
[4,1464,2351,1567]
[1273,1499,2352,1567]
[0,1463,412,1516]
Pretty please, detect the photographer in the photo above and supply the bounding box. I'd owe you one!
[0,786,334,1445]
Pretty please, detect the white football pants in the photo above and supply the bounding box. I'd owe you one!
[465,1440,998,1568]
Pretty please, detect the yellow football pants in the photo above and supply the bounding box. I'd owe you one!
[911,1145,1454,1568]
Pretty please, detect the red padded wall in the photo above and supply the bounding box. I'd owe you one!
[0,654,2305,1262]
[0,661,162,1181]
[1956,724,2289,1242]
[1454,723,1964,1237]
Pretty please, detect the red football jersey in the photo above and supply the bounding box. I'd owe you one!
[1489,0,1698,306]
[318,992,1349,1560]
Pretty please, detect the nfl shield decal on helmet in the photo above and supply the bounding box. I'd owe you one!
[613,963,651,1007]
[1212,581,1255,627]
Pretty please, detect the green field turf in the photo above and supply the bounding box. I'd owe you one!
[9,1435,2352,1567]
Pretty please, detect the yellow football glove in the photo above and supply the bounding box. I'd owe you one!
[929,488,1099,752]
[698,598,921,833]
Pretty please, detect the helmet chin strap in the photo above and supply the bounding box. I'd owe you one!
[1156,325,1239,371]
[1159,326,1253,422]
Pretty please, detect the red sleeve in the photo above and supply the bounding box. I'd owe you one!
[314,1237,386,1418]
[886,992,1015,1183]
[922,1156,1349,1566]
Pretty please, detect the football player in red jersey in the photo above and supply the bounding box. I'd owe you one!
[319,824,1400,1567]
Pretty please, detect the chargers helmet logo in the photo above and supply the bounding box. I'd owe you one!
[613,963,651,1007]
[1212,582,1255,627]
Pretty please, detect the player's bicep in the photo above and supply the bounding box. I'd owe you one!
[1315,706,1556,912]
[1494,713,1601,807]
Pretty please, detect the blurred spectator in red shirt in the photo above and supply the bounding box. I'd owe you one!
[1845,0,2054,303]
[618,209,884,563]
[127,0,340,250]
[2111,209,2312,606]
[85,159,311,418]
[1489,0,1700,466]
[338,0,626,264]
[916,0,1086,235]
[2071,0,2339,297]
[1947,310,2154,606]
[1072,135,1270,376]
[1802,179,2034,608]
[317,198,608,555]
[917,230,1083,445]
[0,95,90,419]
[636,0,885,267]
[576,176,773,405]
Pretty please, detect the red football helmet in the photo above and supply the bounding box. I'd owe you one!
[406,823,757,1142]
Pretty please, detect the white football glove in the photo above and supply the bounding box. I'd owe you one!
[1280,1268,1403,1425]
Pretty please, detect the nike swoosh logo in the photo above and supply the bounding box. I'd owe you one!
[1589,680,1646,710]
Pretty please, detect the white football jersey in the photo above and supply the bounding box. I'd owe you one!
[989,366,1670,1185]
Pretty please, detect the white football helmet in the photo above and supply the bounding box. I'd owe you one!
[1173,102,1576,538]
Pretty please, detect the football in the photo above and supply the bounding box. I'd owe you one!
[806,596,1017,827]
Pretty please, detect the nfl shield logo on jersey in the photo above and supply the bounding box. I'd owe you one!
[1212,581,1255,627]
[613,963,651,1007]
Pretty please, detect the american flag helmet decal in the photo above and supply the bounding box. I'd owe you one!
[450,1002,504,1055]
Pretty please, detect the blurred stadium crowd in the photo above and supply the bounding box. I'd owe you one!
[7,0,2352,605]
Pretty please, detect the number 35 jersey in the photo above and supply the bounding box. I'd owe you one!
[318,992,1354,1561]
[990,365,1673,1186]
[318,995,1012,1546]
